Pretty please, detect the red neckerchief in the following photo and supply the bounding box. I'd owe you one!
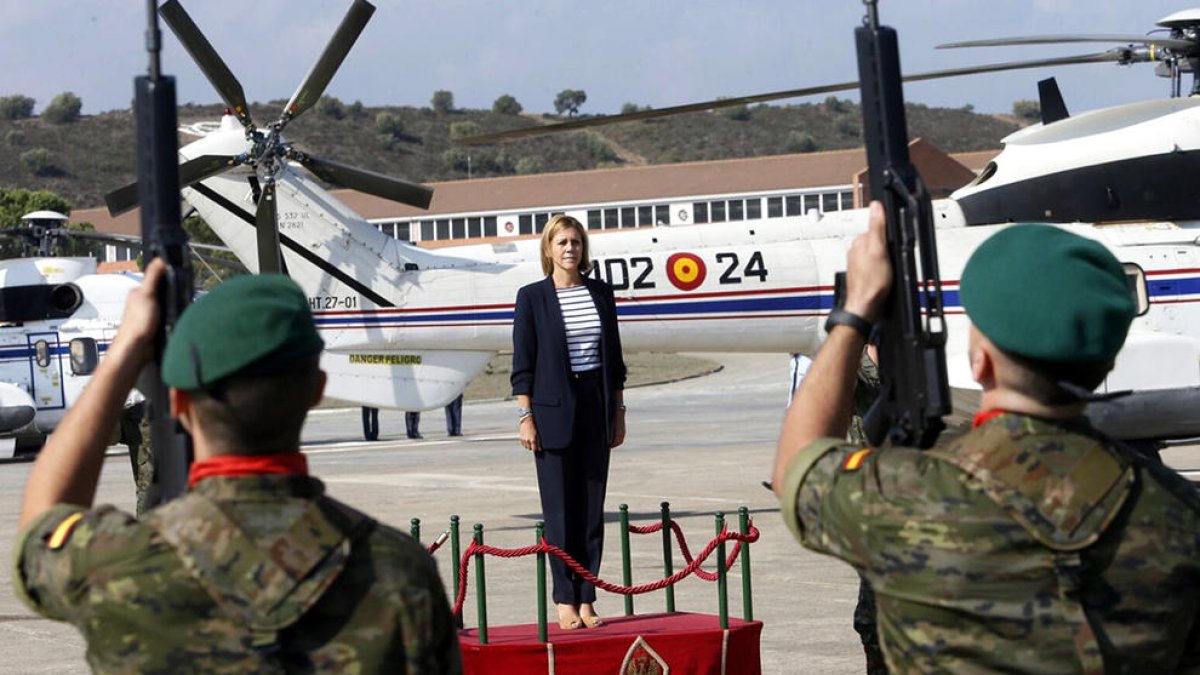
[972,408,1008,428]
[188,452,309,488]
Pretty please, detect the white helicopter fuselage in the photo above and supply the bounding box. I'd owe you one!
[179,117,1200,432]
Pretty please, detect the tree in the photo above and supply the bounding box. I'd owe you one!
[432,90,455,113]
[315,95,345,120]
[553,89,587,116]
[0,187,78,258]
[1012,99,1041,122]
[41,92,82,124]
[19,147,57,175]
[0,95,35,120]
[785,130,817,153]
[492,94,523,115]
[515,156,543,175]
[375,111,404,138]
[824,95,848,113]
[449,121,482,140]
[620,102,640,115]
[717,99,751,121]
[441,147,468,172]
[347,99,364,118]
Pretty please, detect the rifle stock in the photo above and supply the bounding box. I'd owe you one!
[135,0,193,506]
[853,1,950,449]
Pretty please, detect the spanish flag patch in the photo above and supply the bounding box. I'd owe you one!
[842,448,872,472]
[47,513,84,550]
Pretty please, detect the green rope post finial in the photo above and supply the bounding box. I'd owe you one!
[410,517,420,543]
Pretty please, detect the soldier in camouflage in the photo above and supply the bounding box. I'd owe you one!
[14,262,461,674]
[774,203,1200,673]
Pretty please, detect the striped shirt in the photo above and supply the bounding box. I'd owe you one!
[557,285,602,372]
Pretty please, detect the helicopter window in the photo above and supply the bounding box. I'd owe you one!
[1122,263,1150,316]
[452,218,466,239]
[69,338,98,376]
[967,162,998,188]
[729,200,744,221]
[840,191,854,210]
[435,219,451,240]
[746,198,761,220]
[692,203,708,224]
[804,194,820,214]
[34,340,50,368]
[638,205,652,226]
[587,210,602,230]
[767,197,782,218]
[822,193,839,212]
[467,217,482,238]
[420,220,434,242]
[785,195,803,216]
[655,205,669,225]
[710,201,726,223]
[484,216,498,237]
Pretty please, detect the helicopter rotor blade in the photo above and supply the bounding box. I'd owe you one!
[292,151,433,209]
[62,230,233,255]
[938,34,1194,51]
[278,0,375,130]
[104,154,240,216]
[158,0,254,129]
[256,182,282,274]
[459,50,1125,145]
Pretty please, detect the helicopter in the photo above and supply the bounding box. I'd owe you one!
[107,2,1199,443]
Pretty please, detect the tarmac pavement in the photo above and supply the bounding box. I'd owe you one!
[0,352,1193,673]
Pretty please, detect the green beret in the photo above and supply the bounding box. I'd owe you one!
[960,224,1135,363]
[162,274,324,389]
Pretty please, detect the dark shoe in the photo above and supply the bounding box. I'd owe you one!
[448,432,462,437]
[407,434,423,440]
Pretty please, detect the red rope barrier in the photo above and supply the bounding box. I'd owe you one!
[450,522,758,616]
[628,519,742,581]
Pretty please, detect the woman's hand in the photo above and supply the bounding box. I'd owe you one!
[610,410,626,449]
[520,415,540,452]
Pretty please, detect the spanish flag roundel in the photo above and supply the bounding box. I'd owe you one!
[666,253,707,291]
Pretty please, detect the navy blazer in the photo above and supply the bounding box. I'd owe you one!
[511,276,627,450]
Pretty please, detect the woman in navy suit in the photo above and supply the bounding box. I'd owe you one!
[511,215,626,630]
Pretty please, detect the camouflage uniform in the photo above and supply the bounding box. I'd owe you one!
[14,474,462,674]
[781,412,1200,674]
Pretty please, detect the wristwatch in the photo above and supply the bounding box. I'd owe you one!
[517,406,533,420]
[824,308,873,339]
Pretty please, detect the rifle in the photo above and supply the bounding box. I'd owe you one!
[851,0,950,449]
[135,0,194,506]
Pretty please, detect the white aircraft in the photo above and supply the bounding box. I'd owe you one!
[108,1,1200,442]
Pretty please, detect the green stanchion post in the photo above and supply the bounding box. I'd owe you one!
[619,503,633,616]
[661,501,675,613]
[450,516,462,629]
[716,512,728,629]
[536,522,547,643]
[410,517,420,543]
[739,506,753,622]
[474,524,488,644]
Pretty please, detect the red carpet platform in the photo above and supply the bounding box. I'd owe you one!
[459,612,762,674]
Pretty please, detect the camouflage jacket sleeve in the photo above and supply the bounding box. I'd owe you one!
[12,503,143,621]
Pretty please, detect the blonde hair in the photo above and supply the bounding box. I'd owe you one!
[539,215,592,276]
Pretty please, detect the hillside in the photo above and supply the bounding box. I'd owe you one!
[0,98,1018,212]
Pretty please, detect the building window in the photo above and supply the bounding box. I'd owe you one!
[768,197,782,218]
[436,219,451,240]
[638,205,652,226]
[535,212,549,233]
[746,198,761,220]
[620,207,635,228]
[421,220,435,241]
[452,218,466,239]
[693,202,709,224]
[786,195,803,216]
[519,214,534,235]
[587,209,602,230]
[655,204,669,225]
[467,217,482,238]
[710,200,726,222]
[840,191,854,210]
[604,208,619,229]
[804,194,820,214]
[396,223,411,242]
[728,200,744,221]
[822,193,838,212]
[484,216,498,237]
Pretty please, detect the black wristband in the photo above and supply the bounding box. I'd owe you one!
[825,308,873,339]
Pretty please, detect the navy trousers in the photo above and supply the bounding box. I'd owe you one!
[534,372,610,605]
[445,395,463,435]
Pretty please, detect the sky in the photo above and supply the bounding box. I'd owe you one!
[0,1,1193,120]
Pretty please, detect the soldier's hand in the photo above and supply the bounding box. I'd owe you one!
[113,258,166,366]
[845,201,892,322]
